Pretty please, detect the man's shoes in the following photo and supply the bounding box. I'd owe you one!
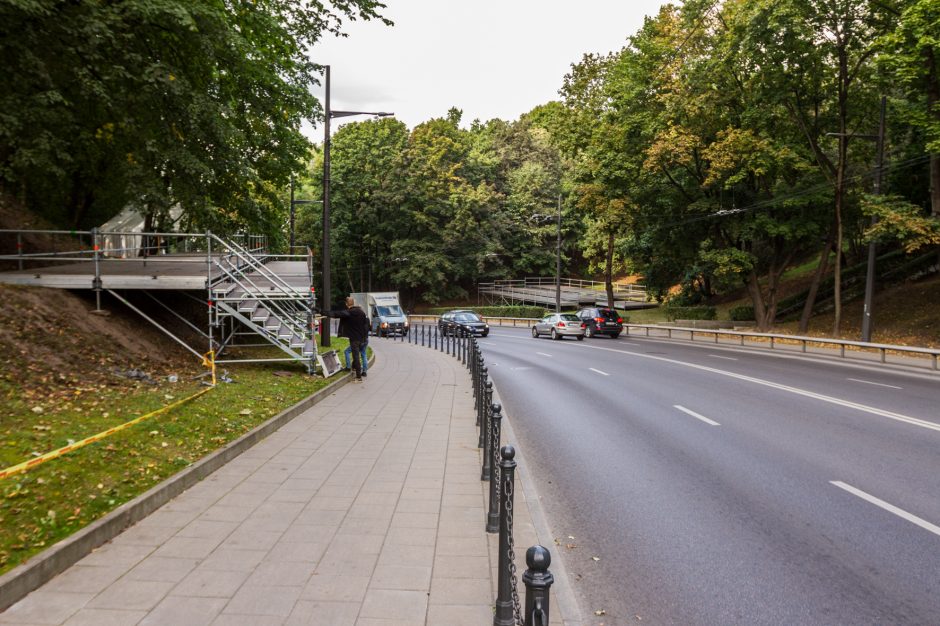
[342,367,350,372]
[361,371,367,377]
[354,376,363,383]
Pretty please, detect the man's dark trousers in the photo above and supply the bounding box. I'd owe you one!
[350,339,365,378]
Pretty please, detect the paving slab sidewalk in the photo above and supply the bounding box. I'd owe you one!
[0,340,582,626]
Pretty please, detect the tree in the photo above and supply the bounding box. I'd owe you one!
[0,0,390,238]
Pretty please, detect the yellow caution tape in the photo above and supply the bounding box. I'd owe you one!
[0,387,212,481]
[202,350,217,387]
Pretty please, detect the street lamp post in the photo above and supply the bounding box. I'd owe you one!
[289,176,321,252]
[828,96,886,343]
[320,64,393,347]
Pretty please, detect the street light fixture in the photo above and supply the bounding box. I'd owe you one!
[320,64,393,347]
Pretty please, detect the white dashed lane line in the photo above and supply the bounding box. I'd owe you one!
[536,352,553,358]
[674,405,721,426]
[847,378,903,390]
[709,354,738,361]
[588,368,610,376]
[831,481,940,538]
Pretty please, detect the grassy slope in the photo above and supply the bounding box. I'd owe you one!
[625,272,940,349]
[0,285,347,574]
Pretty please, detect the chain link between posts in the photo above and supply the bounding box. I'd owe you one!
[506,467,524,625]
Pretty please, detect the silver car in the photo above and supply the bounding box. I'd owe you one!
[531,313,585,340]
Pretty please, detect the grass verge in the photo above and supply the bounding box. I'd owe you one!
[0,339,354,575]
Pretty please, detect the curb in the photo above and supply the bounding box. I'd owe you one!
[491,387,585,626]
[0,366,364,612]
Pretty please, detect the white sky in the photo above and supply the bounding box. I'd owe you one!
[304,0,670,138]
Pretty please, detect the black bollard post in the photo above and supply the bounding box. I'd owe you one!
[479,377,490,448]
[435,325,439,351]
[523,545,554,626]
[482,401,499,482]
[486,404,503,533]
[494,445,517,626]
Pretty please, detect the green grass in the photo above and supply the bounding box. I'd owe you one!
[0,339,352,575]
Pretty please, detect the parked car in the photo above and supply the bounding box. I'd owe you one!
[439,310,490,337]
[575,306,623,338]
[531,313,585,340]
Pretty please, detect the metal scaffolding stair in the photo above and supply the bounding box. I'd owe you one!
[208,237,316,370]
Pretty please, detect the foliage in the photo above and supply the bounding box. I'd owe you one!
[662,305,718,321]
[862,193,940,252]
[0,0,389,238]
[729,305,757,321]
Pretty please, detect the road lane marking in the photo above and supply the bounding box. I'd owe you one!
[847,378,902,390]
[572,343,940,433]
[588,368,610,376]
[830,481,940,538]
[536,352,553,358]
[709,354,738,361]
[674,405,721,426]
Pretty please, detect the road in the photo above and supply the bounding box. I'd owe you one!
[478,327,940,625]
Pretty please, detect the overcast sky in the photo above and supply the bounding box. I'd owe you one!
[304,0,669,139]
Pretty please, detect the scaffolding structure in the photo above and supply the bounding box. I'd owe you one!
[0,229,318,373]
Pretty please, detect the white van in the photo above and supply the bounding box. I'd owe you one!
[351,292,410,337]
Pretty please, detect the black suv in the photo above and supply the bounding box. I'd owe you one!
[575,307,623,338]
[439,310,490,337]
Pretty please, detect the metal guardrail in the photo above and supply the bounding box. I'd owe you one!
[409,315,940,371]
[622,324,940,371]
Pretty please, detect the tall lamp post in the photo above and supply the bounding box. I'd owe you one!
[827,95,886,343]
[321,64,393,347]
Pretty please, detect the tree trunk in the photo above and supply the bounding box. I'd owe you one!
[605,231,615,309]
[799,219,836,333]
[745,271,770,332]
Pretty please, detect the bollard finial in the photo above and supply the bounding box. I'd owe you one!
[526,545,552,571]
[500,444,514,461]
[491,402,502,415]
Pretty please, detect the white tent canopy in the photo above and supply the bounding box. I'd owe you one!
[99,205,183,258]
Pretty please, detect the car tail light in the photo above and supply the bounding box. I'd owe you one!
[556,321,565,328]
[595,317,604,324]
[617,317,623,323]
[581,323,586,328]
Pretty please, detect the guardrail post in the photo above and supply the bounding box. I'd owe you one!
[16,232,23,270]
[523,545,554,626]
[91,227,102,312]
[486,403,503,532]
[494,444,517,626]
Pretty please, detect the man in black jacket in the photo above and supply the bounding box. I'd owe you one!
[329,297,370,381]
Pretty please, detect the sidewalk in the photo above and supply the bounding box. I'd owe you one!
[0,340,581,625]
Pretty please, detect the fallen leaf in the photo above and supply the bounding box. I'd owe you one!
[595,609,606,616]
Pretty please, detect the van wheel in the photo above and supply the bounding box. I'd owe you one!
[531,326,539,338]
[551,329,559,340]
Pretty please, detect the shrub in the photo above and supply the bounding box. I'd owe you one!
[663,305,717,321]
[728,305,755,321]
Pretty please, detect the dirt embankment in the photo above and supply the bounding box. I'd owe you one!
[0,285,198,407]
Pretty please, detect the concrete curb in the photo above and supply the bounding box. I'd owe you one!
[0,365,365,612]
[491,387,586,626]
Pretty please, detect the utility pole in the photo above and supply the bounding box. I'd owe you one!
[861,96,886,343]
[322,65,332,346]
[289,176,295,251]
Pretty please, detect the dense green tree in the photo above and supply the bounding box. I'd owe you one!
[0,0,389,237]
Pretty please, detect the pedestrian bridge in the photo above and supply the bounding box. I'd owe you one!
[477,277,653,309]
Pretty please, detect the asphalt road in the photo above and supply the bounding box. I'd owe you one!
[478,327,940,625]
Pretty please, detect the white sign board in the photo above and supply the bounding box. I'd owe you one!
[316,350,343,378]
